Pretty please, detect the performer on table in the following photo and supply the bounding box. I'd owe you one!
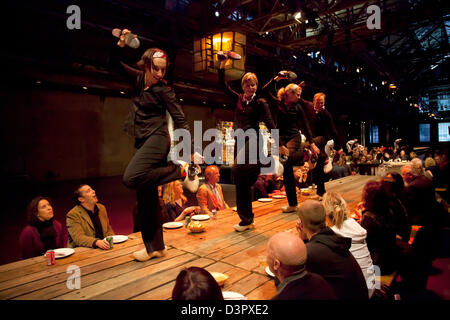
[263,73,316,212]
[217,51,283,231]
[112,29,201,261]
[300,93,342,198]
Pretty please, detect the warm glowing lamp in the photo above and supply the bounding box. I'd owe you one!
[193,31,246,80]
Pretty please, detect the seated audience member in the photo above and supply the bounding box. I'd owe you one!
[294,163,312,189]
[196,165,229,214]
[380,173,411,243]
[253,175,269,199]
[267,232,336,300]
[401,163,414,185]
[163,180,200,222]
[404,158,445,258]
[19,196,66,259]
[172,267,224,300]
[266,174,283,193]
[322,192,376,297]
[360,181,398,275]
[297,200,368,300]
[424,157,439,183]
[67,185,114,249]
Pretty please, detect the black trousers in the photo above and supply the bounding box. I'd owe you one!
[232,135,280,226]
[282,136,304,207]
[312,154,327,197]
[123,131,182,253]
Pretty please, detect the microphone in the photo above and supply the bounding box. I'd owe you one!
[112,28,140,49]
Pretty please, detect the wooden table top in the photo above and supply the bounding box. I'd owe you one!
[0,175,375,300]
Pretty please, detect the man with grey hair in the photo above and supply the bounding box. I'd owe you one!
[267,231,336,300]
[296,200,368,299]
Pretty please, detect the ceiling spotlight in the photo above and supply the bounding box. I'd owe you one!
[82,86,88,90]
[294,11,302,21]
[305,19,309,24]
[215,11,219,17]
[120,91,125,95]
[293,55,297,59]
[36,80,41,84]
[179,98,184,102]
[356,68,360,73]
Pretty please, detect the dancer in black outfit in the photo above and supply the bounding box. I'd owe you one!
[113,29,201,261]
[218,53,282,231]
[263,76,316,213]
[300,93,342,197]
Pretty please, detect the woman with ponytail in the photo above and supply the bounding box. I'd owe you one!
[323,191,376,297]
[270,82,315,213]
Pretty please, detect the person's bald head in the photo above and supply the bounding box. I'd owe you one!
[297,200,326,234]
[267,232,307,280]
[268,232,307,267]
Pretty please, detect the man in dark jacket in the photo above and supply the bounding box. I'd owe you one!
[297,200,369,300]
[267,231,337,300]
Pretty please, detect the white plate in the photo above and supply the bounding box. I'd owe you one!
[104,235,128,244]
[272,195,286,199]
[163,221,184,229]
[265,266,275,277]
[191,214,210,221]
[222,291,247,300]
[53,248,75,259]
[258,198,272,202]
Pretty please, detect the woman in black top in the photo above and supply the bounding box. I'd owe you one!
[114,29,200,261]
[218,53,279,231]
[266,81,315,212]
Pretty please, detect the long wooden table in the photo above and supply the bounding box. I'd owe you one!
[0,175,375,300]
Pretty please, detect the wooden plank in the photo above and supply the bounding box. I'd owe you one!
[224,273,271,297]
[11,248,186,300]
[130,258,218,300]
[0,235,143,283]
[53,252,200,300]
[0,244,144,298]
[246,281,277,300]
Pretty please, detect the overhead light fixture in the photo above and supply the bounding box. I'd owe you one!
[294,11,302,22]
[179,98,184,102]
[356,68,360,73]
[293,55,297,59]
[215,11,219,17]
[35,80,41,84]
[82,86,88,90]
[120,91,125,95]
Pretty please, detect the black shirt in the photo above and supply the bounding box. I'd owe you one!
[218,68,275,132]
[81,204,104,241]
[111,45,195,151]
[299,99,342,150]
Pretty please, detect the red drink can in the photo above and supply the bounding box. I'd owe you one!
[46,250,55,265]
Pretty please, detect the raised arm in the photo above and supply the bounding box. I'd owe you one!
[110,29,142,83]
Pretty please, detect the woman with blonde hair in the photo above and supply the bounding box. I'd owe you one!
[263,78,315,213]
[217,52,278,232]
[322,191,376,297]
[162,180,200,222]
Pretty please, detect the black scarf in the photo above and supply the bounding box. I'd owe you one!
[34,218,57,251]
